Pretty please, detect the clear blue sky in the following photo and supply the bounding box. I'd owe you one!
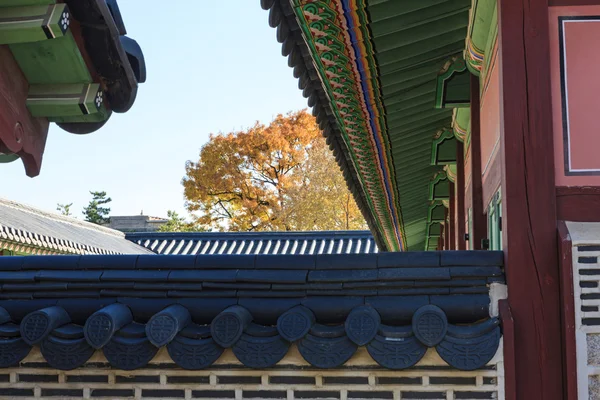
[2,1,308,219]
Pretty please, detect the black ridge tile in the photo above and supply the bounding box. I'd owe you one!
[192,390,235,399]
[344,281,415,289]
[256,254,315,269]
[579,256,598,264]
[136,254,195,269]
[169,270,238,282]
[430,294,490,323]
[366,296,428,325]
[37,270,102,282]
[177,298,237,323]
[237,290,305,298]
[41,388,83,397]
[295,390,340,399]
[22,255,80,270]
[195,254,255,269]
[429,377,476,385]
[0,388,33,396]
[239,298,302,325]
[302,296,364,324]
[440,250,503,266]
[243,390,287,399]
[101,290,166,298]
[379,268,450,281]
[0,271,36,282]
[218,375,261,384]
[167,376,210,384]
[378,251,440,268]
[79,255,138,270]
[116,375,160,383]
[378,288,449,296]
[413,279,487,287]
[101,270,169,282]
[582,305,599,312]
[308,269,378,283]
[580,269,600,275]
[0,292,33,299]
[454,392,496,399]
[203,282,270,290]
[377,377,422,385]
[0,375,8,382]
[323,376,368,385]
[579,246,600,252]
[134,282,203,290]
[67,375,108,383]
[449,287,489,294]
[316,254,377,270]
[0,256,24,271]
[142,389,184,398]
[67,282,134,290]
[307,289,377,296]
[168,290,237,298]
[401,392,446,399]
[34,290,100,298]
[237,269,308,283]
[272,283,342,290]
[269,376,315,385]
[449,266,503,278]
[580,281,599,288]
[2,283,67,292]
[19,374,58,382]
[348,392,393,399]
[91,389,134,397]
[117,298,176,321]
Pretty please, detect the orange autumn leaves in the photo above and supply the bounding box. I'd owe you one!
[183,110,367,232]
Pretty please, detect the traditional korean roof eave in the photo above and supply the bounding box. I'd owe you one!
[127,230,379,255]
[0,198,151,255]
[262,0,471,251]
[0,251,505,371]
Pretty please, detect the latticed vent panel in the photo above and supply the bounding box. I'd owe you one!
[0,348,503,400]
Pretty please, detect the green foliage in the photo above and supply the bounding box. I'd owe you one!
[56,203,73,217]
[158,210,203,232]
[83,191,112,224]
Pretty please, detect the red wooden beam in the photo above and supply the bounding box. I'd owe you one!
[498,0,564,398]
[499,299,516,400]
[449,181,456,250]
[470,74,486,249]
[0,46,49,177]
[549,0,600,5]
[556,186,600,221]
[456,144,466,250]
[557,221,578,400]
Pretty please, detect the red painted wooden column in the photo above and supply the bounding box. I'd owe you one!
[498,0,563,399]
[449,181,456,250]
[469,74,486,249]
[456,143,466,250]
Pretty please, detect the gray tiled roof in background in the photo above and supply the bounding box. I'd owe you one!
[126,231,378,255]
[0,198,151,255]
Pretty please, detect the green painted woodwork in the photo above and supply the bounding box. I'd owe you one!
[431,129,457,165]
[26,83,103,118]
[10,30,91,84]
[427,222,442,237]
[482,3,498,80]
[0,154,19,163]
[435,57,470,109]
[429,171,450,201]
[0,4,70,45]
[465,0,497,75]
[428,202,446,222]
[51,106,109,123]
[0,1,55,6]
[487,189,502,251]
[453,108,470,143]
[290,0,471,250]
[445,164,458,183]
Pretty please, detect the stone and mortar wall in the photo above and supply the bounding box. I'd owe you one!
[0,344,504,400]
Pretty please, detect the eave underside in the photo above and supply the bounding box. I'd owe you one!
[264,0,470,251]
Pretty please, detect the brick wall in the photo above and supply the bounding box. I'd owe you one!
[0,344,504,400]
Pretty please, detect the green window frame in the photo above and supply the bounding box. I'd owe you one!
[487,189,502,251]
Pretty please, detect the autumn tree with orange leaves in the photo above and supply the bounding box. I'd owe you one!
[182,110,367,232]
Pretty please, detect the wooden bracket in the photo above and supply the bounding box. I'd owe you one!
[0,4,70,45]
